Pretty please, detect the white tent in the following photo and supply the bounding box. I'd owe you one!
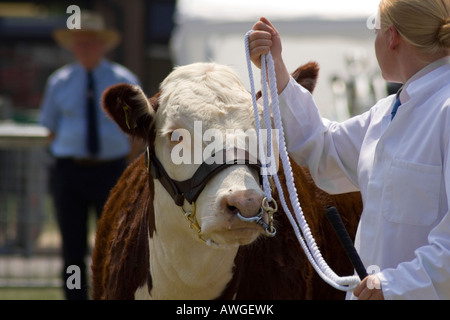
[170,0,387,120]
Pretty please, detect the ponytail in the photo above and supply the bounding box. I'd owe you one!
[438,17,450,49]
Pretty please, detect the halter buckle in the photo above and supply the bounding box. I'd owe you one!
[182,202,204,241]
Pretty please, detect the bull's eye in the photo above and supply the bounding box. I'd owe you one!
[170,130,184,143]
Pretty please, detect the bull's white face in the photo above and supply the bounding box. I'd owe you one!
[152,63,274,248]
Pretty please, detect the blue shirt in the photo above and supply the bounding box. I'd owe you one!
[39,59,140,160]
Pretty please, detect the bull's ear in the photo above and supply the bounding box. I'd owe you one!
[291,61,319,93]
[102,84,158,140]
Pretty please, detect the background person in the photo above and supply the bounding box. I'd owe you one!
[39,11,141,299]
[248,0,450,300]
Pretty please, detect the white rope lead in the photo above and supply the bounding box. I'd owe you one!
[245,31,273,203]
[244,31,360,291]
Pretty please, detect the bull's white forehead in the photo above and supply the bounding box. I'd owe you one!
[156,63,258,133]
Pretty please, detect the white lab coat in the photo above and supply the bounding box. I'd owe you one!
[278,57,450,299]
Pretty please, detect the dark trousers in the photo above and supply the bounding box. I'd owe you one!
[50,157,126,300]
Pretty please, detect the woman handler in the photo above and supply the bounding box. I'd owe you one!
[248,0,450,299]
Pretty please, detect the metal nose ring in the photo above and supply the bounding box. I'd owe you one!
[236,208,264,223]
[237,208,277,237]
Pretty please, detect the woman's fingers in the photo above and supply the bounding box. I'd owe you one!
[248,19,276,68]
[248,17,289,93]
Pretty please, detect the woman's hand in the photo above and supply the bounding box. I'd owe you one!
[248,17,290,94]
[353,275,385,300]
[249,17,282,68]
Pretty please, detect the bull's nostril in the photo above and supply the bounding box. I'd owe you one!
[227,206,239,215]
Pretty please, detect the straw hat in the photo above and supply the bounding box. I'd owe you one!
[53,11,121,52]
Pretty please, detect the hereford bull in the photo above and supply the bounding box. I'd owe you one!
[91,62,363,300]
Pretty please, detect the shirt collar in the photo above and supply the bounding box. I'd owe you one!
[75,59,109,75]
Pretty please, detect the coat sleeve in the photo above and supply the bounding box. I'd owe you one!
[278,76,369,194]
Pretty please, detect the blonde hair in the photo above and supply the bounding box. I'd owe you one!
[379,0,450,54]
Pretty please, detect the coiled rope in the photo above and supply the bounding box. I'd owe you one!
[244,30,360,291]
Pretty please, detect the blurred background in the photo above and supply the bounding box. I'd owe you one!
[0,0,395,299]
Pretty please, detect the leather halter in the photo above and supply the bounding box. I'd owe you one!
[146,148,263,207]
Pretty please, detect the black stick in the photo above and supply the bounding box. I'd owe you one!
[325,206,368,280]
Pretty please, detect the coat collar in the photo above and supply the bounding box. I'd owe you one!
[400,56,450,104]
